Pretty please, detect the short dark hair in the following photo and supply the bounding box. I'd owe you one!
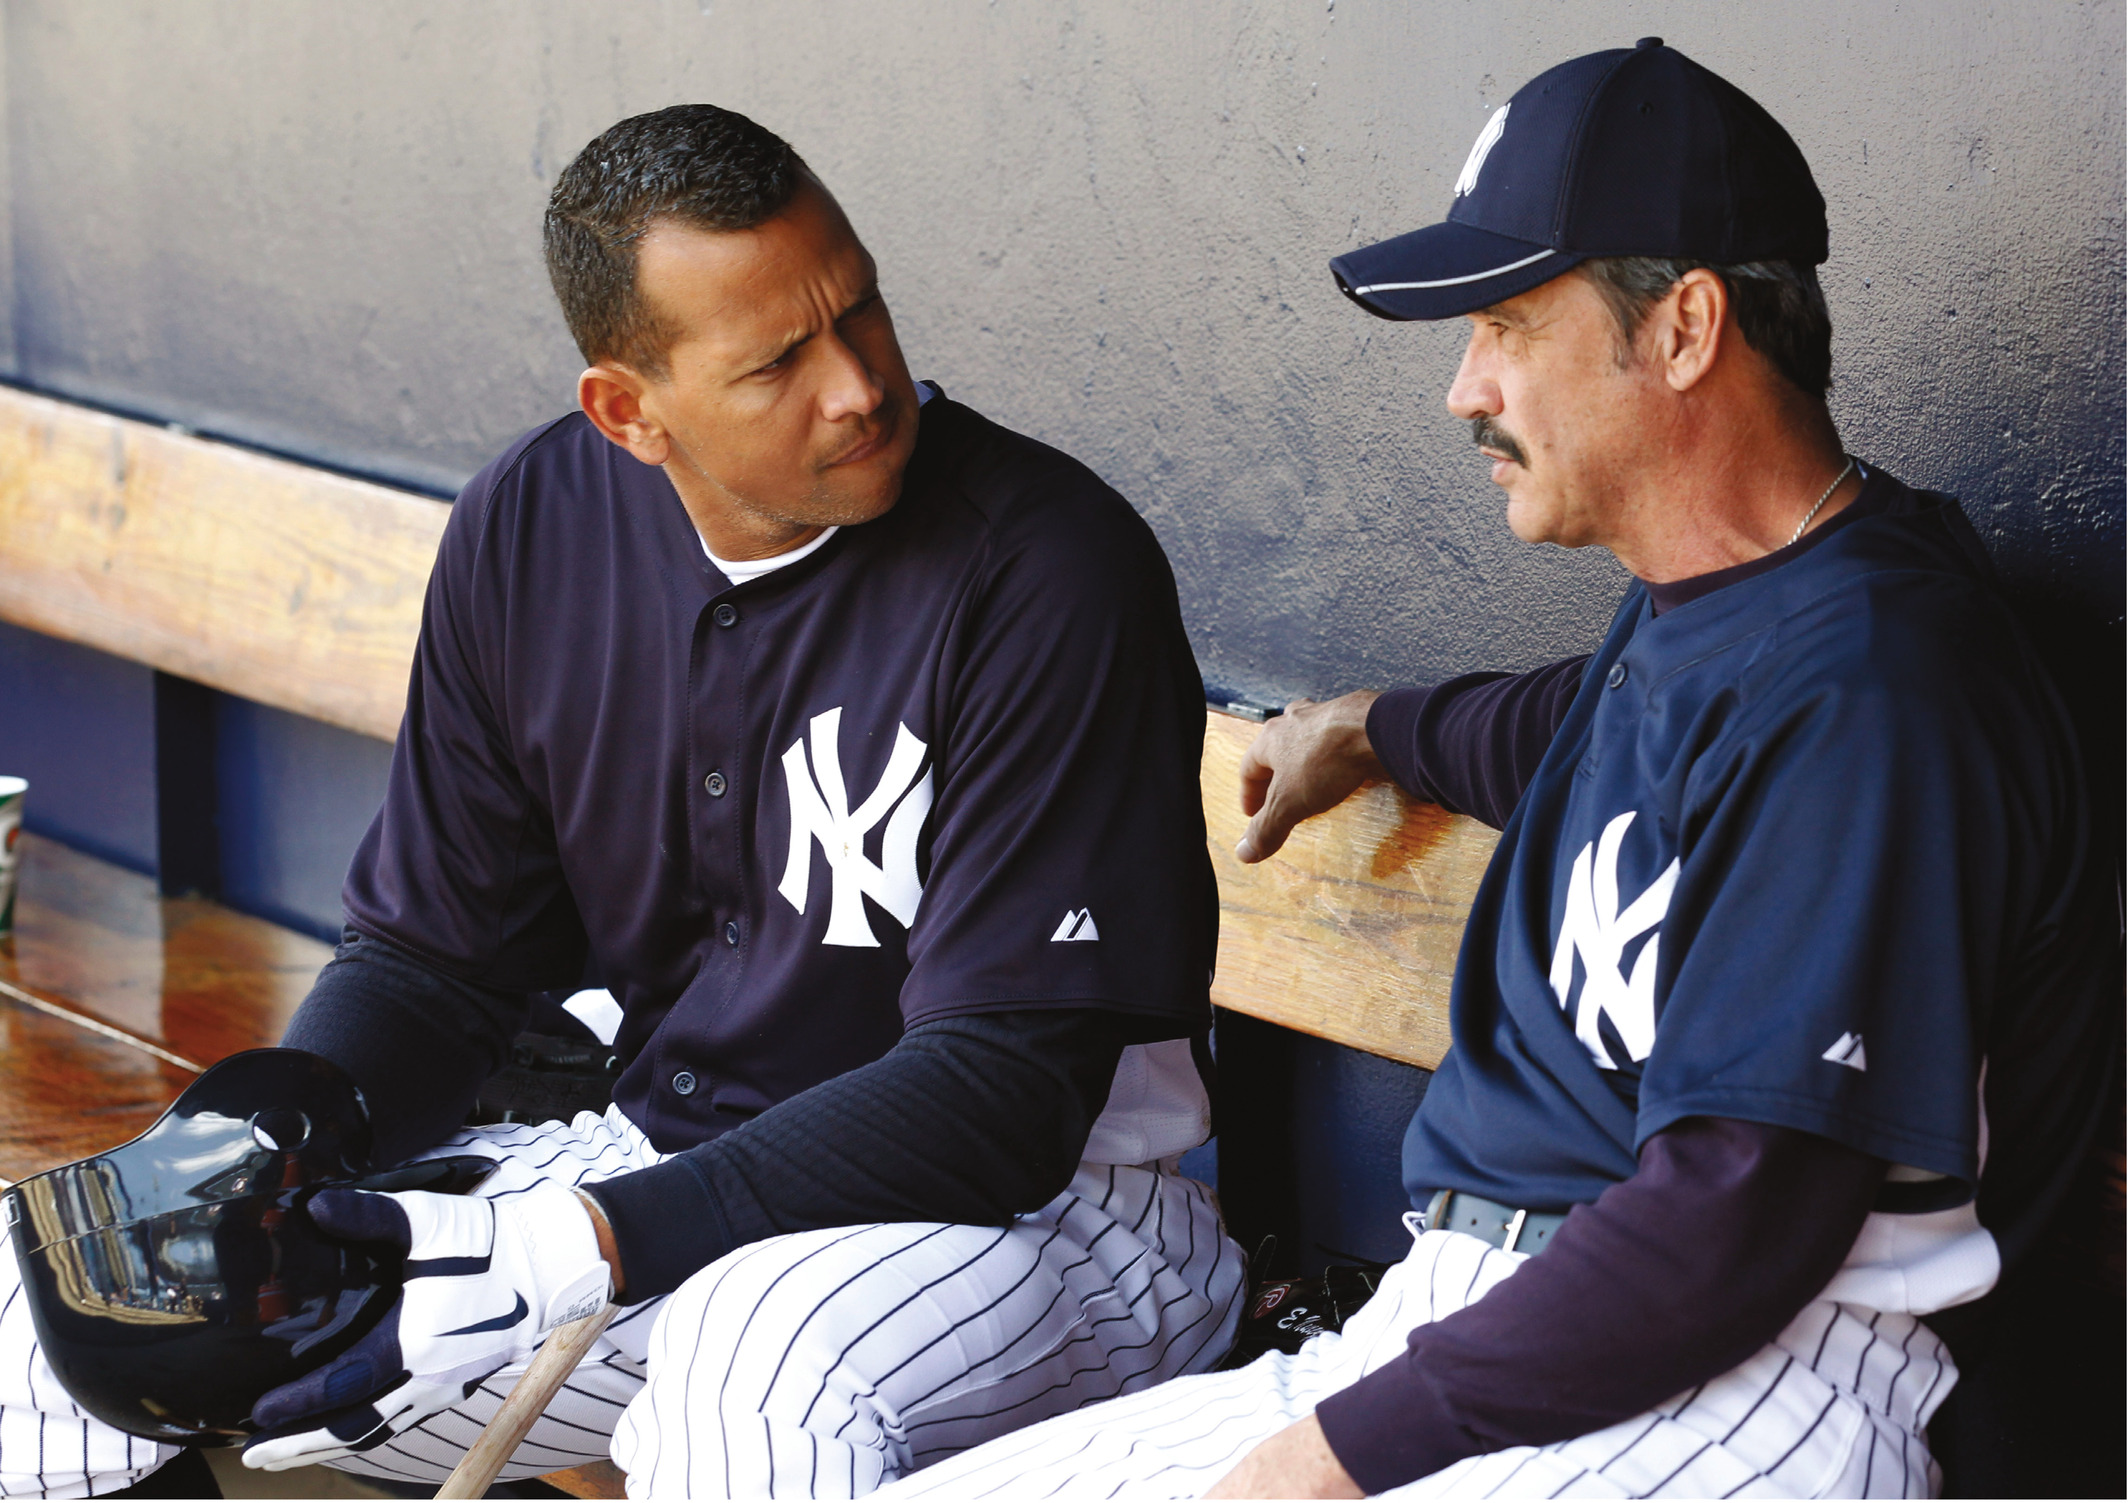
[1578,257,1833,400]
[544,104,809,377]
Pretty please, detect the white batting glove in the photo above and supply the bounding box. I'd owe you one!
[242,1176,611,1471]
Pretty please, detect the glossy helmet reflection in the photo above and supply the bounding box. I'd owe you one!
[2,1048,485,1445]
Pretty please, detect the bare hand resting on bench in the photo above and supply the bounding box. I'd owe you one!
[1235,691,1384,863]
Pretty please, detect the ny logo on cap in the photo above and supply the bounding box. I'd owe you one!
[778,707,933,947]
[1454,104,1509,197]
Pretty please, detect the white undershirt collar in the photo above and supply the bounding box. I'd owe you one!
[704,523,838,586]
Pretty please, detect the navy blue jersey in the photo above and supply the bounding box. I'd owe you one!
[1403,469,2112,1273]
[345,393,1216,1152]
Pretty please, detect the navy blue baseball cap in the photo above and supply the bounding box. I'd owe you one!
[1331,38,1828,321]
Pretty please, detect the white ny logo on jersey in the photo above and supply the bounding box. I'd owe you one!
[777,707,934,947]
[1549,811,1679,1070]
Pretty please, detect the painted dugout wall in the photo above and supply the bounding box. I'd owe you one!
[1,0,2119,706]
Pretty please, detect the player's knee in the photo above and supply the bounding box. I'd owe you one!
[650,1225,968,1411]
[651,1228,866,1380]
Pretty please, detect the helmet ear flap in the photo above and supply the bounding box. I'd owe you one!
[2,1048,481,1444]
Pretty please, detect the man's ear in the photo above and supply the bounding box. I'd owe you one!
[578,364,671,466]
[1653,268,1729,394]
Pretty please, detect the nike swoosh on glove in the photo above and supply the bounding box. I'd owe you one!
[242,1175,611,1471]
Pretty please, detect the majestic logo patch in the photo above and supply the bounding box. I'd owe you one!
[1822,1032,1868,1072]
[1550,811,1679,1071]
[1051,908,1100,943]
[778,707,934,947]
[1455,105,1510,197]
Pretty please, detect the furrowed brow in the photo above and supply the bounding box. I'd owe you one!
[753,328,814,369]
[747,284,881,370]
[837,282,883,319]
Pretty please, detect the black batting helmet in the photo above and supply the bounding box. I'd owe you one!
[4,1048,491,1445]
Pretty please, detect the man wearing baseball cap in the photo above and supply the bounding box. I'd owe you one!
[876,39,2115,1499]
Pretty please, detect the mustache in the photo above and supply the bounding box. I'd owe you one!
[1471,415,1529,469]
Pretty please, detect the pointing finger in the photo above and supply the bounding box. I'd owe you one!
[1235,793,1296,865]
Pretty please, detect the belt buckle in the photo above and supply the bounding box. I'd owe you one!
[1425,1191,1534,1254]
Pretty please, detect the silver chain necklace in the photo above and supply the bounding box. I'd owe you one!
[1786,456,1857,548]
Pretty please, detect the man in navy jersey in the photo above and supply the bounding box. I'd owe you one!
[879,39,2115,1500]
[0,105,1244,1498]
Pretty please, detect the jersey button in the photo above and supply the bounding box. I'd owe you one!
[704,771,727,797]
[672,1071,698,1096]
[1606,663,1629,689]
[713,603,740,628]
[724,921,740,946]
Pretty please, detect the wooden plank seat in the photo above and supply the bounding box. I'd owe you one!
[0,386,1490,1501]
[0,833,326,1183]
[0,832,631,1497]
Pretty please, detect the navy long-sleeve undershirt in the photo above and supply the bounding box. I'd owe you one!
[1366,660,1591,830]
[283,952,1143,1302]
[1316,1116,1883,1492]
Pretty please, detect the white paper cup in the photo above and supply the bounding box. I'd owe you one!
[0,776,25,938]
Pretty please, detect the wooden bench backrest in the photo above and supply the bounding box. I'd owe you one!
[0,388,445,741]
[1201,717,1492,1068]
[0,386,1490,1065]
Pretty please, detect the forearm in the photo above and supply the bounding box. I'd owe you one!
[585,1007,1144,1302]
[281,928,530,1166]
[1366,657,1590,829]
[1315,1118,1885,1492]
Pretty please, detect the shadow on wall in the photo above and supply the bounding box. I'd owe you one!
[2008,595,2124,884]
[0,620,394,943]
[1210,1007,1432,1275]
[0,622,158,874]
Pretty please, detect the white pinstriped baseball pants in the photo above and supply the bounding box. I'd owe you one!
[0,1105,1245,1498]
[878,1217,1956,1500]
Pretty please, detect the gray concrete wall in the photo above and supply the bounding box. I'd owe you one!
[3,0,2120,703]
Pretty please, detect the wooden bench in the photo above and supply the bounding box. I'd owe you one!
[0,385,1492,1496]
[6,386,2120,1498]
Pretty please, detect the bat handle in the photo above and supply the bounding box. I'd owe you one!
[435,1304,619,1499]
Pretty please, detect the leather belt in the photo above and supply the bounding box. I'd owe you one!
[1420,1189,1570,1255]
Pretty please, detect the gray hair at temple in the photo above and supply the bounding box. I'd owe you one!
[1580,257,1834,400]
